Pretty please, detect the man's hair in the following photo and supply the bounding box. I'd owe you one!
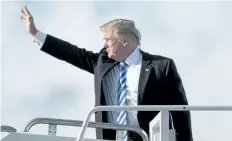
[99,19,141,46]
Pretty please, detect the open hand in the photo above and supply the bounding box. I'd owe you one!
[21,6,38,36]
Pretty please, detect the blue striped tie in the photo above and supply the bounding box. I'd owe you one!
[117,62,128,141]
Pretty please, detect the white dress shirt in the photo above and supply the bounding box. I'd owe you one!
[122,47,142,128]
[102,47,142,128]
[33,31,142,127]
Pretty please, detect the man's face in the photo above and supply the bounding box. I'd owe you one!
[103,34,124,61]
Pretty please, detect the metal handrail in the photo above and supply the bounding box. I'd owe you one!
[1,125,17,133]
[22,117,148,140]
[77,105,232,141]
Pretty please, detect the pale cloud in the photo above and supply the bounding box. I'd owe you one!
[1,1,232,140]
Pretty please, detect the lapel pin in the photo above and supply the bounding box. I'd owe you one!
[145,68,149,72]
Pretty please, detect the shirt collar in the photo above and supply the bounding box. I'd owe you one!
[121,47,141,66]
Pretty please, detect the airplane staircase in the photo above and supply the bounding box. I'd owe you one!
[1,105,232,141]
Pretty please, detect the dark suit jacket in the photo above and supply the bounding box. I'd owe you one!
[40,34,193,141]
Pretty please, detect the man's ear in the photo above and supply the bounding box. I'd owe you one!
[123,38,128,47]
[123,42,127,47]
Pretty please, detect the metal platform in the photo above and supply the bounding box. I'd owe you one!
[1,105,232,141]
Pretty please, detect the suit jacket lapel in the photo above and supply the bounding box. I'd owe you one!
[138,51,152,104]
[100,58,119,80]
[98,49,119,79]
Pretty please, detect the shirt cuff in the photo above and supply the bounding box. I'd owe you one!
[32,30,47,47]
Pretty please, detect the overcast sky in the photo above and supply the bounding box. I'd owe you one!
[1,1,232,141]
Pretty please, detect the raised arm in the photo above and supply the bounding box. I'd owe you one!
[40,33,99,74]
[21,6,99,74]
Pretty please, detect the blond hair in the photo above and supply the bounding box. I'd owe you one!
[99,19,141,46]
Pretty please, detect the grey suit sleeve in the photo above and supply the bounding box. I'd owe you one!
[165,59,193,141]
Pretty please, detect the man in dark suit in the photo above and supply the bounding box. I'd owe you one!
[21,6,193,141]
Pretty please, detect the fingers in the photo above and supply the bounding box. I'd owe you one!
[21,6,30,16]
[20,15,25,21]
[21,8,26,22]
[21,6,33,22]
[21,9,25,16]
[25,6,31,15]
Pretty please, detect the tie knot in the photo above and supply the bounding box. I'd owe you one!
[121,62,128,69]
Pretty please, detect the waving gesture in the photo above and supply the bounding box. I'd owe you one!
[21,6,38,36]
